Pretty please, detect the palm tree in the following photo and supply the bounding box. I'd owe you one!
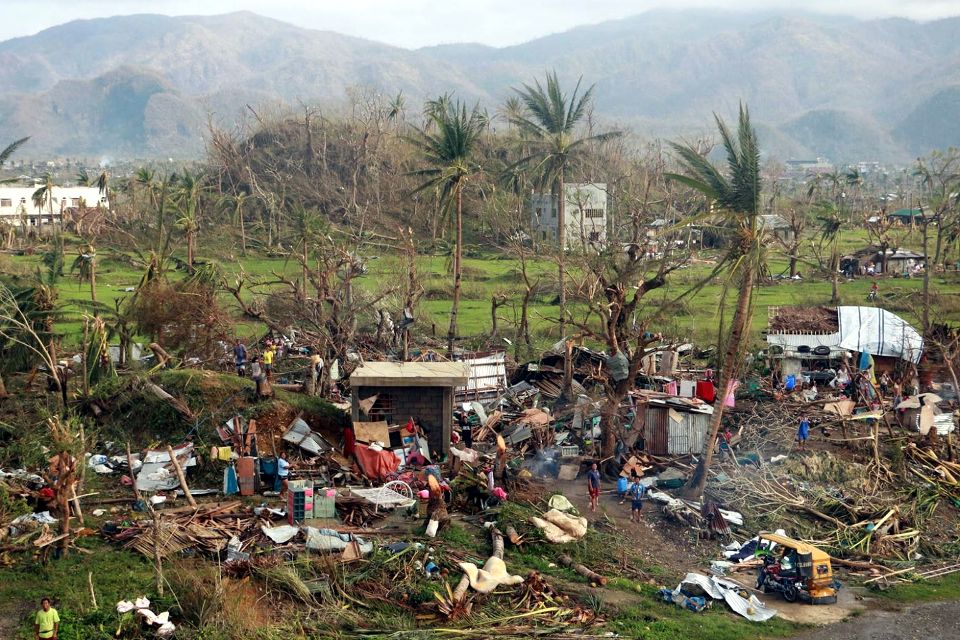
[817,205,843,304]
[175,171,204,271]
[667,104,763,499]
[0,137,29,186]
[71,244,97,304]
[32,173,56,230]
[218,192,252,256]
[408,97,487,356]
[505,72,620,336]
[808,172,845,303]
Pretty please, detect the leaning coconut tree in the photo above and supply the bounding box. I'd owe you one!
[407,96,487,356]
[667,104,763,499]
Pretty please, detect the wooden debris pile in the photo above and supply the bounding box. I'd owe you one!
[110,501,254,559]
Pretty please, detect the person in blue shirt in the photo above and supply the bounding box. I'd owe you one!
[586,463,601,512]
[628,472,645,523]
[278,451,291,498]
[797,416,810,451]
[233,339,247,377]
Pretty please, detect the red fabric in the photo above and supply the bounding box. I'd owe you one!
[696,380,716,403]
[406,418,416,434]
[589,487,600,498]
[353,443,400,482]
[343,426,356,457]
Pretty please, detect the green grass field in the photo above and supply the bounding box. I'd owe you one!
[5,225,958,354]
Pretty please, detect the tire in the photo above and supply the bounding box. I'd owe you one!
[784,584,799,603]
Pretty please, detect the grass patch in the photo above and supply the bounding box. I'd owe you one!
[0,539,160,640]
[869,572,960,603]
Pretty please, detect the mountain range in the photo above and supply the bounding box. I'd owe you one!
[1,9,959,162]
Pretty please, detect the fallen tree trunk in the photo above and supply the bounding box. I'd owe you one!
[559,553,608,586]
[141,380,195,422]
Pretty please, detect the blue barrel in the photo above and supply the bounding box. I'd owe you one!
[617,477,628,496]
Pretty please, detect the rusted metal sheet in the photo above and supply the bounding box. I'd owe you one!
[644,406,670,455]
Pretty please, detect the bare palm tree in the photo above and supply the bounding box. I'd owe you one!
[667,104,763,499]
[218,192,253,256]
[32,173,56,231]
[71,244,97,304]
[505,72,620,336]
[175,171,204,271]
[408,97,487,356]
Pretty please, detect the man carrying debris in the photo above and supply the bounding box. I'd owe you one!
[586,463,601,512]
[34,597,59,640]
[796,415,810,451]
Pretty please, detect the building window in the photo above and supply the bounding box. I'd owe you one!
[551,207,557,219]
[589,231,601,241]
[535,207,542,217]
[367,393,394,423]
[71,198,80,206]
[0,199,11,207]
[584,208,604,218]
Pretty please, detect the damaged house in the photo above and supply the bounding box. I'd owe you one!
[350,361,469,457]
[766,306,924,379]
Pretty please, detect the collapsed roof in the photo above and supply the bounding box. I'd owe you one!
[767,306,923,363]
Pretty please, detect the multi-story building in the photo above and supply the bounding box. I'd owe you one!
[0,185,108,226]
[530,182,607,249]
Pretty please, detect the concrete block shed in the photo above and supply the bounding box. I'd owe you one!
[350,361,469,457]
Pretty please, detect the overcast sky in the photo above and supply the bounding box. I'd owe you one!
[2,0,959,47]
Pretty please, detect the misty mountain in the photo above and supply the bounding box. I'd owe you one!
[1,9,959,161]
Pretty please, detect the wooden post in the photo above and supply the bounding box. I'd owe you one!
[127,443,163,595]
[166,445,197,508]
[558,553,608,585]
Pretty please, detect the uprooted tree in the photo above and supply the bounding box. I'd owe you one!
[565,245,683,460]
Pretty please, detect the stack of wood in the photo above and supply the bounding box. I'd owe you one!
[335,495,388,528]
[110,501,255,559]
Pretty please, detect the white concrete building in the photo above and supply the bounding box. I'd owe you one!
[0,186,108,227]
[530,182,607,249]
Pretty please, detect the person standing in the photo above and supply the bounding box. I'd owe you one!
[586,463,601,512]
[628,473,646,523]
[233,339,248,377]
[263,343,275,380]
[796,416,810,451]
[34,597,59,640]
[277,451,291,499]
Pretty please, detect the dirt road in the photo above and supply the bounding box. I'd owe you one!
[789,599,960,639]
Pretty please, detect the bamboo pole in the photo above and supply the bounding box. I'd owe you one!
[166,445,196,508]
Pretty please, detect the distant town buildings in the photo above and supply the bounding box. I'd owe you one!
[0,185,108,226]
[784,157,834,179]
[530,182,607,249]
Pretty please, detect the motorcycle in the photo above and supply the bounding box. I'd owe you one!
[755,552,805,602]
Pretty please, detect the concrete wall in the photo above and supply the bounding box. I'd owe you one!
[530,182,607,248]
[353,385,453,457]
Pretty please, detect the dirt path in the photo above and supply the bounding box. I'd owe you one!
[788,599,960,639]
[551,478,869,624]
[552,478,701,578]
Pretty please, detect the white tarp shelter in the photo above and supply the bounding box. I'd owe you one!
[836,306,923,363]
